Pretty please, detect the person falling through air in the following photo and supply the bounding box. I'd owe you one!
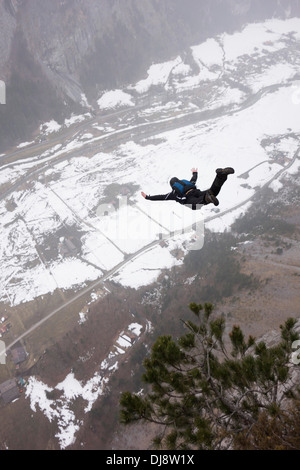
[141,167,235,211]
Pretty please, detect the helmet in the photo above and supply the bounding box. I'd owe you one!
[170,177,179,188]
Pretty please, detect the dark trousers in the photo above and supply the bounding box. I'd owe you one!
[186,174,227,207]
[210,174,228,197]
[201,174,228,205]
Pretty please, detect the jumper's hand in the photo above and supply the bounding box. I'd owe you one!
[141,192,147,198]
[191,168,198,173]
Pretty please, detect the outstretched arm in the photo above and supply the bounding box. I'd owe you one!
[141,191,176,201]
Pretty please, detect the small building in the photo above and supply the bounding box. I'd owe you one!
[0,378,20,404]
[11,346,27,366]
[59,237,79,258]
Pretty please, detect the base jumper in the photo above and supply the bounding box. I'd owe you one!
[141,167,235,210]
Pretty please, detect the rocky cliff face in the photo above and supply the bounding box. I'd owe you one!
[0,0,299,150]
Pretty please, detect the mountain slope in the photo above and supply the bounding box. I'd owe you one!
[0,0,300,150]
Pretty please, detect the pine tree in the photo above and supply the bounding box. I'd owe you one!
[233,398,300,450]
[120,303,299,450]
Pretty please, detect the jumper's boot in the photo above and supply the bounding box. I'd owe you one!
[216,167,235,176]
[205,190,219,206]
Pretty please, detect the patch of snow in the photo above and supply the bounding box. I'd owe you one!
[132,56,182,94]
[78,311,87,324]
[80,93,90,108]
[97,89,135,110]
[269,179,284,193]
[191,38,224,69]
[25,372,108,449]
[64,113,90,128]
[17,141,34,148]
[128,323,143,336]
[40,120,61,135]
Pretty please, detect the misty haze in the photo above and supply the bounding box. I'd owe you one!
[0,0,299,453]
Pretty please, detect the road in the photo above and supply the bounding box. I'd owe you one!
[2,144,299,357]
[0,82,299,358]
[0,82,290,204]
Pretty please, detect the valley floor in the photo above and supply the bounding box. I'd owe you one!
[0,16,300,450]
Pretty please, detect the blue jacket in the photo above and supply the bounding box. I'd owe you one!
[145,172,206,210]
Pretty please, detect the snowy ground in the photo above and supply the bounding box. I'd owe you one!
[25,321,143,449]
[1,17,299,306]
[1,16,300,449]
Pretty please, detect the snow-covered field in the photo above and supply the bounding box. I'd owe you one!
[1,17,299,307]
[1,16,300,448]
